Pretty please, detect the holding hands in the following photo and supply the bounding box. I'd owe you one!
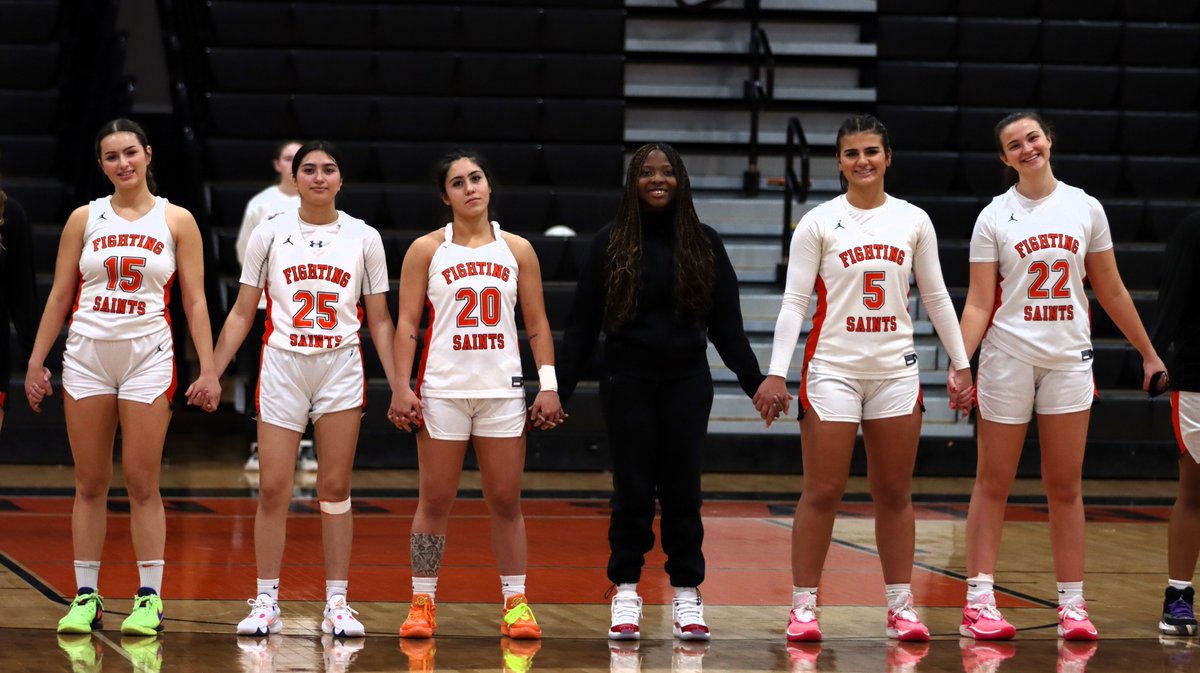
[185,372,222,412]
[388,386,425,432]
[529,390,566,430]
[947,366,974,417]
[24,366,53,412]
[752,375,793,427]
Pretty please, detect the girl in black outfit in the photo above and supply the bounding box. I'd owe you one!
[1151,208,1200,637]
[0,183,39,432]
[557,143,764,641]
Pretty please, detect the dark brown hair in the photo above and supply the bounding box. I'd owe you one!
[94,118,156,194]
[433,149,496,221]
[835,114,892,192]
[605,142,714,330]
[994,111,1055,188]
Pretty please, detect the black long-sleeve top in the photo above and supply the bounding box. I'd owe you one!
[1151,210,1200,392]
[557,208,765,402]
[0,196,39,381]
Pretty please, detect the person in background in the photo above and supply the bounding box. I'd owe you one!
[556,142,765,641]
[0,155,39,433]
[26,118,220,635]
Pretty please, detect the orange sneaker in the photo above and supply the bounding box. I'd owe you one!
[399,638,436,673]
[501,594,542,639]
[400,594,437,639]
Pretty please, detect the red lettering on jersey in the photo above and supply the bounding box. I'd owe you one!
[1014,233,1079,259]
[1023,304,1075,321]
[839,245,906,269]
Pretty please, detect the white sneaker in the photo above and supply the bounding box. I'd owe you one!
[322,595,365,637]
[321,633,364,673]
[609,593,643,640]
[237,634,282,673]
[298,439,318,472]
[236,595,282,636]
[672,589,711,641]
[609,641,641,673]
[244,443,260,471]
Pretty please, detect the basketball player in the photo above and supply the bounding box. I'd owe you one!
[754,114,974,642]
[556,143,765,641]
[202,141,396,638]
[0,178,38,433]
[234,140,314,472]
[1152,208,1200,637]
[24,119,221,635]
[390,150,562,640]
[958,112,1165,641]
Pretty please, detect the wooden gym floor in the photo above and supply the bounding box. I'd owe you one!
[0,462,1194,672]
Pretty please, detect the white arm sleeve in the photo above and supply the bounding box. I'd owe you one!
[768,218,822,377]
[912,217,970,370]
[235,203,262,265]
[239,225,272,288]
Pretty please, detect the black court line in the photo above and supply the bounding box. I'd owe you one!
[762,519,1059,610]
[0,551,68,605]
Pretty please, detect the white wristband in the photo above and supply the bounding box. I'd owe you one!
[538,364,558,392]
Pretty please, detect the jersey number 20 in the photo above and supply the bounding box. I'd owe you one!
[456,287,501,327]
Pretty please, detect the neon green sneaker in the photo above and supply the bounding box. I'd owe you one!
[56,634,102,673]
[58,590,104,634]
[121,635,163,673]
[121,590,164,635]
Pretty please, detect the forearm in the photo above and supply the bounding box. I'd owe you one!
[368,318,398,390]
[183,298,217,374]
[526,318,555,368]
[26,291,73,369]
[212,309,254,377]
[1097,287,1156,358]
[392,319,419,391]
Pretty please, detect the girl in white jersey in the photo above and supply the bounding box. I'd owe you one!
[958,112,1166,642]
[389,151,563,641]
[755,115,974,642]
[24,119,221,635]
[202,141,397,638]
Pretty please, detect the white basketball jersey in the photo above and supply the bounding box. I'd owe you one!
[71,196,176,340]
[241,210,389,353]
[417,222,524,399]
[970,182,1112,370]
[794,195,931,378]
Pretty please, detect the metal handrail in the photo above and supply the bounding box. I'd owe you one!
[744,21,774,195]
[781,116,812,265]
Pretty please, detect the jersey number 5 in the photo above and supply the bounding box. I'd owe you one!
[103,256,145,292]
[862,271,886,310]
[1027,259,1071,299]
[456,287,501,327]
[293,291,338,329]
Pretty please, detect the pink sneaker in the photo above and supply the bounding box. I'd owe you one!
[960,639,1017,673]
[886,641,930,673]
[886,593,931,642]
[960,595,1017,640]
[786,642,822,673]
[1057,599,1098,641]
[786,593,822,642]
[1056,640,1098,673]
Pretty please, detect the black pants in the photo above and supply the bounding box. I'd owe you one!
[601,369,713,587]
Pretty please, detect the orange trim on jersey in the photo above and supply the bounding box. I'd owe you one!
[161,272,175,327]
[69,271,84,328]
[165,352,178,401]
[254,343,265,415]
[262,282,274,345]
[357,345,367,409]
[798,276,829,415]
[0,391,6,408]
[413,299,436,397]
[1173,391,1187,456]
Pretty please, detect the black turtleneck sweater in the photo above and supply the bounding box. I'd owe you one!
[1152,210,1200,392]
[0,196,38,387]
[557,208,764,400]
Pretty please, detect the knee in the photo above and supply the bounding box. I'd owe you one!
[973,470,1015,503]
[418,488,457,521]
[799,481,845,512]
[74,473,111,502]
[1042,476,1082,507]
[487,491,522,522]
[870,484,912,512]
[257,479,293,513]
[317,479,351,504]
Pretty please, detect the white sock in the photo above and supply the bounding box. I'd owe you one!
[674,586,700,603]
[885,583,912,611]
[326,579,348,603]
[137,560,164,594]
[616,583,638,600]
[413,576,438,601]
[501,574,526,600]
[966,574,994,603]
[257,578,280,602]
[1169,579,1193,591]
[792,586,817,610]
[1056,581,1084,606]
[74,560,101,592]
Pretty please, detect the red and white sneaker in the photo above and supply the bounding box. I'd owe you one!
[671,591,710,641]
[1057,598,1098,641]
[960,594,1017,640]
[609,593,642,640]
[786,593,822,642]
[786,642,822,672]
[959,639,1017,673]
[1056,639,1098,673]
[886,593,931,642]
[886,641,930,673]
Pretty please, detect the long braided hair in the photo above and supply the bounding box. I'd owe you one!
[604,143,714,330]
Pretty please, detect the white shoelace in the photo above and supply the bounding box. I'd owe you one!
[890,592,921,623]
[246,595,278,615]
[326,599,360,619]
[674,596,706,626]
[969,600,1006,621]
[791,593,817,622]
[611,596,643,625]
[1060,599,1089,621]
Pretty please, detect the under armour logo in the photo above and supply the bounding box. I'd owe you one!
[1008,213,1018,222]
[282,236,294,245]
[835,220,845,230]
[309,240,324,248]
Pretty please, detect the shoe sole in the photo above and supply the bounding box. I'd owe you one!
[57,623,97,635]
[1057,624,1098,641]
[786,631,822,642]
[322,621,365,638]
[608,629,640,640]
[236,620,283,636]
[959,625,1016,640]
[121,624,163,636]
[1159,620,1199,636]
[887,627,931,642]
[400,626,435,639]
[672,626,711,641]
